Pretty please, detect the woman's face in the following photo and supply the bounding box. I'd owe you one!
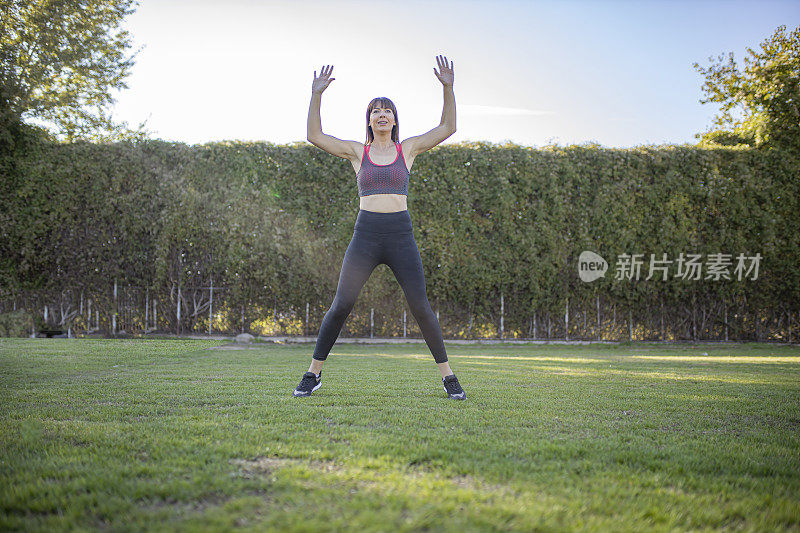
[369,106,395,132]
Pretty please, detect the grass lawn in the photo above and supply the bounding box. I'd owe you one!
[1,338,799,532]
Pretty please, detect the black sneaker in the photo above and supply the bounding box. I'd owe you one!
[293,371,321,397]
[443,374,466,400]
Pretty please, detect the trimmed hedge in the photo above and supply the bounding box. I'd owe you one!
[1,130,798,338]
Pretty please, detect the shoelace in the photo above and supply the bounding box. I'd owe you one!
[445,378,461,394]
[300,374,317,390]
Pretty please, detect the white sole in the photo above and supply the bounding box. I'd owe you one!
[443,385,466,400]
[293,380,321,397]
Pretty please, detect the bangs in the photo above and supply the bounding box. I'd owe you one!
[369,97,395,112]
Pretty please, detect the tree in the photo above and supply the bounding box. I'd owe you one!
[0,0,142,142]
[693,25,800,152]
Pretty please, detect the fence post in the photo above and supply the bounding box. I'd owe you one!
[756,309,760,341]
[500,291,504,340]
[612,304,616,335]
[113,280,118,336]
[597,296,601,341]
[209,279,214,335]
[628,308,632,342]
[370,308,374,339]
[153,300,157,333]
[565,297,569,341]
[533,310,536,340]
[61,291,66,332]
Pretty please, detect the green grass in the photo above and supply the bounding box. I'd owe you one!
[1,339,799,532]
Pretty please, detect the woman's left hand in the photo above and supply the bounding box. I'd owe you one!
[434,55,454,86]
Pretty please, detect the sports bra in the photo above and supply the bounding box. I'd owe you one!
[357,141,410,197]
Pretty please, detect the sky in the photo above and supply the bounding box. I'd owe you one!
[111,0,800,149]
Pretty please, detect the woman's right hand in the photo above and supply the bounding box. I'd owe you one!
[312,65,335,94]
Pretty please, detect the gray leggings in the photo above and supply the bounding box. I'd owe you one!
[312,209,448,363]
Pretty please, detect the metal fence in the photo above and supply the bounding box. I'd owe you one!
[1,284,796,342]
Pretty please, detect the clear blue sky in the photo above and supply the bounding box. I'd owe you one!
[112,0,799,148]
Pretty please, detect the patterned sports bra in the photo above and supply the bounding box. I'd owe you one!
[357,141,410,197]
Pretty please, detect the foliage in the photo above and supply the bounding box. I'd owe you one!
[1,138,797,338]
[0,0,142,142]
[693,24,800,152]
[0,309,31,336]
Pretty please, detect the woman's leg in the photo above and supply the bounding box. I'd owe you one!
[311,231,380,364]
[385,232,452,375]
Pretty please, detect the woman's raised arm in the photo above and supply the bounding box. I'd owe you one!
[404,55,457,158]
[306,65,361,161]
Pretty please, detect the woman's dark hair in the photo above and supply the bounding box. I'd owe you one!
[365,97,399,144]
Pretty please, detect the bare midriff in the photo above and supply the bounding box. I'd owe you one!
[359,194,408,212]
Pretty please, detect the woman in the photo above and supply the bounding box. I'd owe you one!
[293,55,466,400]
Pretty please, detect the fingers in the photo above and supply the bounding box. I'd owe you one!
[314,64,335,79]
[435,54,453,71]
